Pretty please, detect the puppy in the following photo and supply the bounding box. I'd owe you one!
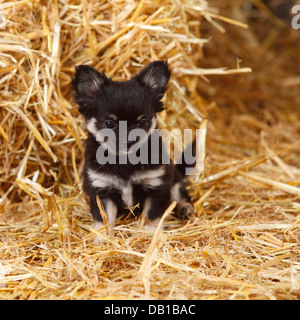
[72,61,194,241]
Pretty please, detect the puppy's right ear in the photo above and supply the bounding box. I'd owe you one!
[135,60,171,112]
[72,65,107,115]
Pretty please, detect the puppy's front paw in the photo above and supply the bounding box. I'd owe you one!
[176,202,194,220]
[143,218,163,234]
[91,221,113,245]
[92,235,108,245]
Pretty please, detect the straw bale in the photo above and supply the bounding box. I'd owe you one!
[0,0,300,300]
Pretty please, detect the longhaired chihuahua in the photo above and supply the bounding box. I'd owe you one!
[72,61,194,242]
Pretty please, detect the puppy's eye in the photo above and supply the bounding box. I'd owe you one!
[138,119,147,127]
[105,120,115,128]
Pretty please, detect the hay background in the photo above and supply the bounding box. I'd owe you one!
[0,0,300,300]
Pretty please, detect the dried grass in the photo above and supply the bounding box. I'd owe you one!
[0,0,300,300]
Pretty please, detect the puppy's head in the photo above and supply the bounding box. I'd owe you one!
[72,61,170,153]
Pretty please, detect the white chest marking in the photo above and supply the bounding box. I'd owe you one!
[131,166,165,188]
[88,168,120,189]
[87,167,165,207]
[121,184,133,207]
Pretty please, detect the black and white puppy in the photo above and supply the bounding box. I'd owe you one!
[72,61,194,241]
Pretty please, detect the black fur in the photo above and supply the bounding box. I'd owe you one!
[72,61,194,231]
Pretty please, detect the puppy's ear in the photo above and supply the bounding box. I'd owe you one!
[135,60,171,112]
[72,65,108,115]
[136,60,170,92]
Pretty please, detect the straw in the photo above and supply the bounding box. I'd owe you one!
[0,0,299,300]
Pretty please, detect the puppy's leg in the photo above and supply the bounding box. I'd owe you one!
[171,182,194,219]
[143,190,171,233]
[90,194,117,244]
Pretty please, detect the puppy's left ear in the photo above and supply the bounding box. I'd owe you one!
[72,65,108,116]
[72,65,107,96]
[135,60,171,112]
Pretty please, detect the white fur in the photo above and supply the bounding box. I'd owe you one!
[88,168,119,189]
[170,182,181,202]
[91,200,118,231]
[92,199,117,244]
[91,78,102,91]
[142,67,167,90]
[144,73,157,89]
[144,217,162,233]
[142,197,151,216]
[105,198,118,228]
[131,166,165,188]
[88,167,165,208]
[121,184,133,207]
[93,220,105,230]
[86,117,98,137]
[149,117,157,133]
[142,197,164,233]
